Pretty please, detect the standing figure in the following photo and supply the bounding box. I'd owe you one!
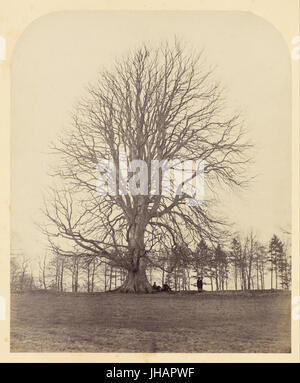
[197,277,203,292]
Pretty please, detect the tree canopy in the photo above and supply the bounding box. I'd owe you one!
[43,41,252,292]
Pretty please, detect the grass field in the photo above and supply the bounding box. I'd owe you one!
[10,290,291,353]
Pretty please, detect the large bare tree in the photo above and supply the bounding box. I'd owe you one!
[43,41,251,292]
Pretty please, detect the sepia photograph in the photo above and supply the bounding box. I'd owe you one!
[6,9,295,355]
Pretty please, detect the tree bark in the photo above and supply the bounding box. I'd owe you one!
[60,259,64,292]
[117,268,152,293]
[115,218,152,293]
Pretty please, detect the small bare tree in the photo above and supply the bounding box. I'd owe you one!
[38,253,49,290]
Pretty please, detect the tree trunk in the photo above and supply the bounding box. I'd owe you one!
[115,218,152,293]
[109,266,113,291]
[60,259,64,292]
[91,261,96,293]
[234,263,237,290]
[256,259,259,290]
[117,267,152,293]
[74,258,79,293]
[115,248,152,293]
[215,271,219,291]
[270,262,273,289]
[42,256,47,290]
[104,263,107,291]
[260,270,264,290]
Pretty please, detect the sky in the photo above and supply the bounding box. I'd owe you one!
[11,11,291,262]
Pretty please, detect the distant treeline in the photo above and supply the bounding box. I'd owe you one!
[11,233,291,293]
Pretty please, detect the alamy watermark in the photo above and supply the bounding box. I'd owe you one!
[96,153,205,206]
